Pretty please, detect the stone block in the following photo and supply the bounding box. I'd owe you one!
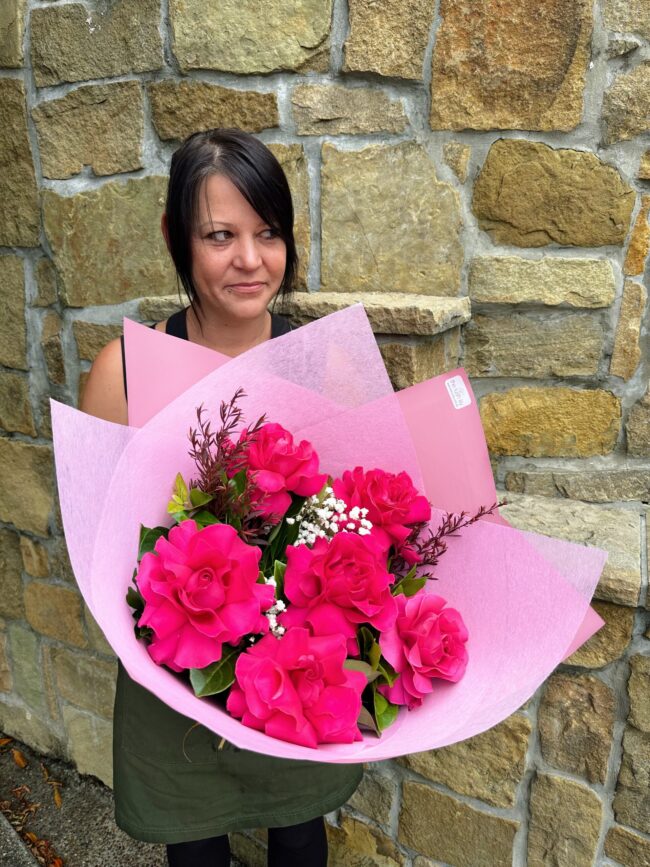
[34,259,57,308]
[399,782,517,866]
[538,673,614,783]
[604,0,650,40]
[50,647,116,719]
[610,280,646,381]
[41,312,66,386]
[614,726,650,833]
[0,701,60,755]
[627,654,650,733]
[465,312,603,377]
[430,0,591,131]
[170,0,331,74]
[267,145,310,291]
[626,387,650,457]
[149,81,278,142]
[139,296,183,323]
[567,601,635,668]
[230,833,266,867]
[0,634,11,693]
[624,195,650,276]
[528,773,602,867]
[602,63,650,146]
[30,0,163,87]
[43,177,176,308]
[607,37,641,58]
[344,0,436,79]
[604,825,650,867]
[500,495,640,606]
[33,82,143,180]
[321,143,462,295]
[0,529,25,619]
[443,142,470,183]
[83,603,114,658]
[62,705,112,787]
[0,0,26,67]
[292,84,406,135]
[504,468,650,503]
[8,623,44,712]
[73,322,122,363]
[24,583,87,649]
[348,769,396,827]
[639,150,650,181]
[468,256,616,308]
[379,332,459,390]
[0,256,27,370]
[472,140,635,247]
[328,815,405,866]
[277,292,470,336]
[0,371,36,436]
[0,439,53,536]
[400,713,531,808]
[0,79,39,247]
[480,387,621,458]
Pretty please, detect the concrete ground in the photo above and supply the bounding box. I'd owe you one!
[0,736,246,867]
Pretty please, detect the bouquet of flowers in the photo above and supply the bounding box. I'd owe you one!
[52,305,607,762]
[127,387,500,748]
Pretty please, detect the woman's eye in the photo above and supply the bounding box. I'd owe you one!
[206,230,231,242]
[261,228,280,240]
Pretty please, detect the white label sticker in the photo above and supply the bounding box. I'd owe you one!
[445,375,471,409]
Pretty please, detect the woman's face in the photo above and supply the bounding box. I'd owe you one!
[189,173,287,323]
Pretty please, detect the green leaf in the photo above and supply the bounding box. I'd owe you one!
[358,626,376,660]
[126,584,144,612]
[273,560,286,598]
[374,689,399,733]
[189,645,239,697]
[173,472,189,504]
[137,525,168,561]
[343,659,380,683]
[357,705,379,735]
[189,487,213,508]
[229,469,248,496]
[392,574,426,597]
[192,510,220,527]
[376,657,399,687]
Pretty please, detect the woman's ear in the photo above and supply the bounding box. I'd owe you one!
[161,213,171,253]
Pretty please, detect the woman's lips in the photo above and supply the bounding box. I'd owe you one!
[227,282,265,293]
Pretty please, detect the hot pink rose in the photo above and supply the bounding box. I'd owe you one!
[378,593,468,709]
[136,520,274,672]
[239,423,327,520]
[226,628,366,748]
[281,533,397,654]
[332,467,430,559]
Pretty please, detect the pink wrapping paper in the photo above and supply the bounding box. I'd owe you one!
[52,305,606,762]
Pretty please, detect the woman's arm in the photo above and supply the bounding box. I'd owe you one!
[79,338,128,425]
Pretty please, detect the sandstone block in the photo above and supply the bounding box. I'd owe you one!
[328,815,405,866]
[468,256,616,308]
[627,654,650,733]
[604,0,650,40]
[34,259,57,308]
[0,0,26,67]
[43,177,176,308]
[24,583,86,648]
[20,537,49,579]
[0,371,35,436]
[48,540,74,586]
[321,143,462,295]
[83,603,114,658]
[0,702,60,755]
[614,726,650,833]
[139,297,183,323]
[344,0,436,79]
[606,37,641,58]
[62,705,112,787]
[0,79,39,247]
[639,150,650,181]
[400,713,531,808]
[277,292,470,335]
[443,142,471,183]
[602,63,650,146]
[430,0,591,131]
[472,140,635,247]
[230,834,265,867]
[626,387,650,456]
[0,440,53,536]
[480,388,621,458]
[604,825,650,867]
[0,529,24,619]
[500,495,640,606]
[465,312,603,378]
[624,195,650,276]
[8,623,44,712]
[0,634,11,693]
[30,0,163,87]
[41,312,66,386]
[567,601,635,668]
[170,0,331,74]
[33,82,143,180]
[149,81,278,142]
[399,782,517,866]
[50,647,116,719]
[348,769,396,827]
[528,773,602,867]
[538,673,614,783]
[267,145,310,290]
[292,84,406,135]
[610,280,646,380]
[73,322,122,363]
[505,468,650,503]
[0,256,27,370]
[379,332,459,390]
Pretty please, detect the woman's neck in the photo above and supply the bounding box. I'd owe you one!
[186,305,272,357]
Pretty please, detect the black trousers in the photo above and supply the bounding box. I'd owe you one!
[166,816,328,866]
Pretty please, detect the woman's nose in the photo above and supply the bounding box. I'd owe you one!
[233,235,262,270]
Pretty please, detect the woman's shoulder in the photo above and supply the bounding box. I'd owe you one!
[79,337,128,424]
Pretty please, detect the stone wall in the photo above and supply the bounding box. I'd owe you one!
[0,1,648,865]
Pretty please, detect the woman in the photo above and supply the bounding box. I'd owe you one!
[81,129,362,867]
